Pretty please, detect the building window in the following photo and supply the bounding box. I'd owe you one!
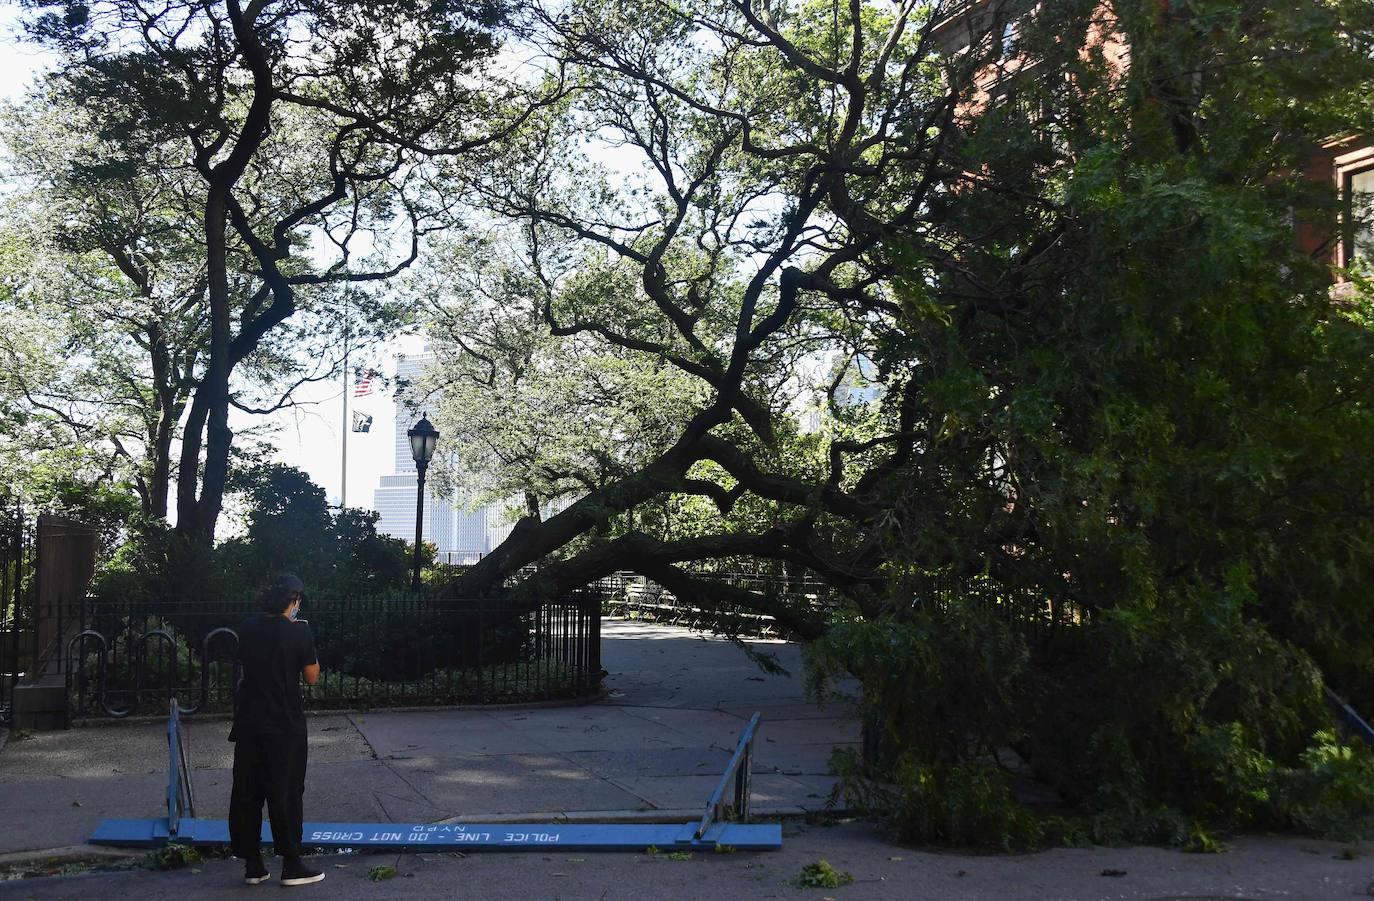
[999,18,1017,59]
[1346,166,1374,271]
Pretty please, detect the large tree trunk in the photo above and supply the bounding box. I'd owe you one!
[147,327,175,520]
[173,0,276,545]
[174,190,232,544]
[448,450,704,597]
[148,397,175,520]
[174,382,211,538]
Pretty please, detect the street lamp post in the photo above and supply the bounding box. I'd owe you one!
[407,413,440,593]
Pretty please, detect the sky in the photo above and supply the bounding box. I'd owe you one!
[227,335,425,514]
[0,8,414,515]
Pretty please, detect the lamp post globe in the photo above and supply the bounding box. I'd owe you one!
[407,414,439,467]
[407,413,440,592]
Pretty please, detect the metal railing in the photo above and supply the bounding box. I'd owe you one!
[599,567,1082,644]
[600,570,833,638]
[68,592,602,718]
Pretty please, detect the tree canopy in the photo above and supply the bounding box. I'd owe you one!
[412,0,1374,843]
[10,0,540,542]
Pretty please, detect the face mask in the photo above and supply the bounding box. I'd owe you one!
[289,601,301,621]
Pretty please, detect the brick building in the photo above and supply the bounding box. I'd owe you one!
[932,0,1372,282]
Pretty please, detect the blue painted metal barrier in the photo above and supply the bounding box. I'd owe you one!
[91,707,781,852]
[165,698,196,836]
[90,818,781,851]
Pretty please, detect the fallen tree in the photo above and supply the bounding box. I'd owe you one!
[422,0,1374,846]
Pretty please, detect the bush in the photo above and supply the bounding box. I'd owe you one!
[794,860,853,889]
[307,600,529,682]
[808,574,1374,848]
[831,748,1044,850]
[1278,731,1374,841]
[304,660,585,707]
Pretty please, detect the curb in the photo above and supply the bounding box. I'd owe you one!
[0,845,144,867]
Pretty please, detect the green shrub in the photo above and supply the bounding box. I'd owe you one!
[145,843,199,871]
[808,574,1374,849]
[794,860,853,889]
[811,604,1045,849]
[832,748,1044,850]
[1278,731,1374,841]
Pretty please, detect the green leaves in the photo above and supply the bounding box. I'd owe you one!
[793,859,853,888]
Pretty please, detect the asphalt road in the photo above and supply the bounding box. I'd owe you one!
[1,821,1370,900]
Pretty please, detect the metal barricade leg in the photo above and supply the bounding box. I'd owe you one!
[733,738,753,821]
[694,712,761,840]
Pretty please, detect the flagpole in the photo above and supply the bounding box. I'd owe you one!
[341,291,349,510]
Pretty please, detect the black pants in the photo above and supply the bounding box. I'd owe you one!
[228,732,308,860]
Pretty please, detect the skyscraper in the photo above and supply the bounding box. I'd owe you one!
[372,353,457,554]
[371,352,515,562]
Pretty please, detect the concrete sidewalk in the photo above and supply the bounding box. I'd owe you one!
[0,619,858,857]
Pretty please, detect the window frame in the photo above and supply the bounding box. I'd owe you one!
[1342,164,1374,270]
[1333,144,1374,271]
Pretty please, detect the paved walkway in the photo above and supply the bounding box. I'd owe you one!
[0,619,859,856]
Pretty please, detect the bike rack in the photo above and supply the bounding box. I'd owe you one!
[183,627,238,716]
[67,629,122,718]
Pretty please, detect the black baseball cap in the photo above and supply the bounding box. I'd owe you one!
[274,573,306,596]
[262,573,306,613]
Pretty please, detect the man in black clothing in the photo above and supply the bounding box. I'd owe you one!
[228,573,325,886]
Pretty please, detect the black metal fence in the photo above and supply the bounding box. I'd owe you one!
[67,592,602,718]
[599,568,834,637]
[0,500,32,724]
[908,570,1088,633]
[598,565,1085,648]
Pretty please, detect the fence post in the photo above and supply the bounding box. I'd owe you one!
[588,594,601,687]
[30,513,41,680]
[0,502,23,723]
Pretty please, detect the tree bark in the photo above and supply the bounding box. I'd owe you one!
[174,0,276,545]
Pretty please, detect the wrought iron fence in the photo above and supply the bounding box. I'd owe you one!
[599,569,834,637]
[598,564,1085,647]
[909,570,1087,626]
[428,563,835,638]
[0,500,32,724]
[67,592,602,718]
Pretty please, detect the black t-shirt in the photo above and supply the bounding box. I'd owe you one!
[230,614,318,739]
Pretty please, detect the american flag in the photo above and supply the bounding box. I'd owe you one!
[353,370,377,397]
